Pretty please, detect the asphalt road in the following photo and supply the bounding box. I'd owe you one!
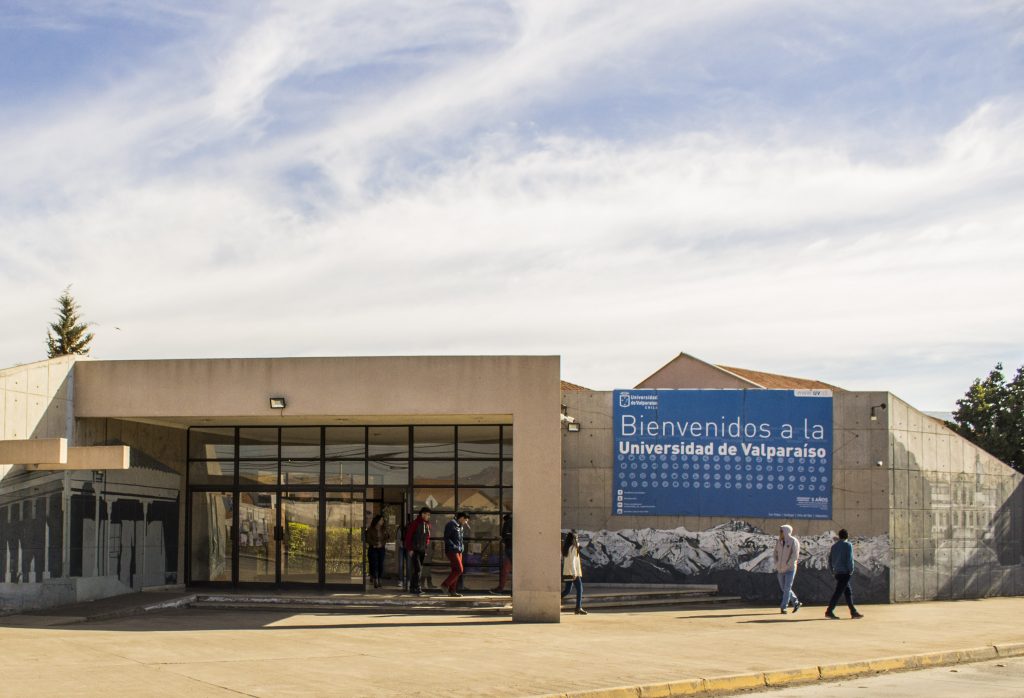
[741,656,1024,697]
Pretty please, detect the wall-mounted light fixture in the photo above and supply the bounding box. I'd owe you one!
[269,397,287,409]
[567,421,581,433]
[870,403,887,421]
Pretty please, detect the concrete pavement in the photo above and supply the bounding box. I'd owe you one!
[1,597,1023,697]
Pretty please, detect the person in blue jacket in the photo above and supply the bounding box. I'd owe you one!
[825,529,865,620]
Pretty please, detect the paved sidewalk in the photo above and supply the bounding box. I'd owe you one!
[1,597,1022,697]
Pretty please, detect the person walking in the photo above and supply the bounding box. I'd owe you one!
[403,507,431,595]
[774,524,801,614]
[561,530,587,615]
[441,512,471,597]
[825,529,865,620]
[365,514,387,589]
[491,514,513,594]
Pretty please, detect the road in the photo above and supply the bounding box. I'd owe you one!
[741,656,1024,697]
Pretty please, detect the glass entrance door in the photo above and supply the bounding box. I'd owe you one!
[281,491,320,584]
[325,491,365,586]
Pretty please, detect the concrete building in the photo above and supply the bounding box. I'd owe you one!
[2,351,1021,616]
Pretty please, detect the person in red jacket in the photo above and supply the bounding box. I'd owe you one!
[403,507,432,595]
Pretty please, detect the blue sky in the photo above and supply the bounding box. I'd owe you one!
[2,0,1023,410]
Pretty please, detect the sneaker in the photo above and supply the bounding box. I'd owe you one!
[792,601,801,613]
[489,588,504,594]
[825,612,840,620]
[851,612,864,619]
[574,608,588,615]
[780,609,788,614]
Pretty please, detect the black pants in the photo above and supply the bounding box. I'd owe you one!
[367,547,385,580]
[826,573,857,613]
[409,550,425,591]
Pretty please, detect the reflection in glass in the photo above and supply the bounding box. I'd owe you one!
[463,513,499,540]
[189,427,235,460]
[413,460,455,485]
[413,488,455,511]
[457,426,500,459]
[189,460,235,486]
[325,491,365,585]
[368,427,409,459]
[281,460,320,486]
[368,460,409,486]
[239,427,278,459]
[503,459,514,487]
[325,461,365,486]
[413,426,454,459]
[190,492,233,582]
[237,492,276,583]
[458,487,500,512]
[501,487,513,513]
[281,427,321,459]
[325,427,365,459]
[501,425,513,459]
[282,492,319,583]
[458,461,500,486]
[238,460,278,486]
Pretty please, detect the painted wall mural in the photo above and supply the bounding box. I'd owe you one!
[575,521,891,604]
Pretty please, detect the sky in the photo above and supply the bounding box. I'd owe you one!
[2,1,1023,412]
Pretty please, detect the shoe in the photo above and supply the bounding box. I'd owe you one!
[825,612,840,620]
[780,609,787,614]
[448,590,461,597]
[851,612,864,619]
[412,590,423,596]
[574,608,588,615]
[490,588,504,594]
[792,601,801,613]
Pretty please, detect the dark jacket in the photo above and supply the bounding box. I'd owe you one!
[404,516,430,553]
[444,519,464,554]
[829,539,855,575]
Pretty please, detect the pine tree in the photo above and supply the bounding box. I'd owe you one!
[952,362,1024,473]
[46,286,94,358]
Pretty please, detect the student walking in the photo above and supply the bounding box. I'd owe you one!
[491,514,513,594]
[774,524,801,614]
[365,514,387,588]
[561,530,587,615]
[403,507,431,595]
[441,512,471,597]
[825,529,865,620]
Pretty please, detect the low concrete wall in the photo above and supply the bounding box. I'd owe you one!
[0,575,131,615]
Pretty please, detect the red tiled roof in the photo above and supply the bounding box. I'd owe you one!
[716,365,842,391]
[560,380,589,392]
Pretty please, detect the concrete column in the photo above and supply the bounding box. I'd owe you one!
[43,495,50,580]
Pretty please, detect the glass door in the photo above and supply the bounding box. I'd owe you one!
[281,491,320,584]
[236,491,277,583]
[324,490,366,586]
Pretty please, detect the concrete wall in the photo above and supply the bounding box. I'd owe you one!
[561,389,891,604]
[0,356,77,477]
[887,395,1024,602]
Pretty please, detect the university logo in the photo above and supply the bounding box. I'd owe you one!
[618,392,631,408]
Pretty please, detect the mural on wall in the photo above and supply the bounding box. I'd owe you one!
[0,485,63,583]
[574,520,891,604]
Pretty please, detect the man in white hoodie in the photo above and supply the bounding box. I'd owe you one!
[773,524,801,614]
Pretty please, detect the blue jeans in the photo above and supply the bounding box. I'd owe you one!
[562,578,583,609]
[777,569,799,610]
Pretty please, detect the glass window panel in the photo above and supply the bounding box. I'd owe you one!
[463,513,500,541]
[502,459,513,487]
[188,460,235,486]
[325,427,365,459]
[457,426,500,459]
[189,427,235,460]
[281,491,319,583]
[368,427,409,459]
[281,427,321,459]
[238,460,278,486]
[458,487,500,512]
[413,488,455,512]
[501,487,513,513]
[414,460,455,485]
[367,459,409,486]
[458,461,500,486]
[325,492,365,584]
[501,425,513,459]
[412,426,454,459]
[189,492,233,582]
[237,492,277,583]
[281,459,320,487]
[326,461,365,486]
[239,427,278,459]
[463,537,501,571]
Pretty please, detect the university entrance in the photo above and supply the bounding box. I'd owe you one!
[186,425,512,590]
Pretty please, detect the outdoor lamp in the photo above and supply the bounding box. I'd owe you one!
[870,403,887,421]
[269,397,287,409]
[567,421,581,433]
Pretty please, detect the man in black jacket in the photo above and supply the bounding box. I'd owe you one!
[440,512,471,597]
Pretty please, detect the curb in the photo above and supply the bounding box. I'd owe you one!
[544,642,1024,698]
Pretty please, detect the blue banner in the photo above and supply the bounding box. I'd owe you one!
[613,389,833,519]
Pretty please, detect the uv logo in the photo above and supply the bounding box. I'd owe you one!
[619,392,631,408]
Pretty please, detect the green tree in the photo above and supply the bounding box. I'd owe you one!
[952,362,1024,473]
[45,286,94,358]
